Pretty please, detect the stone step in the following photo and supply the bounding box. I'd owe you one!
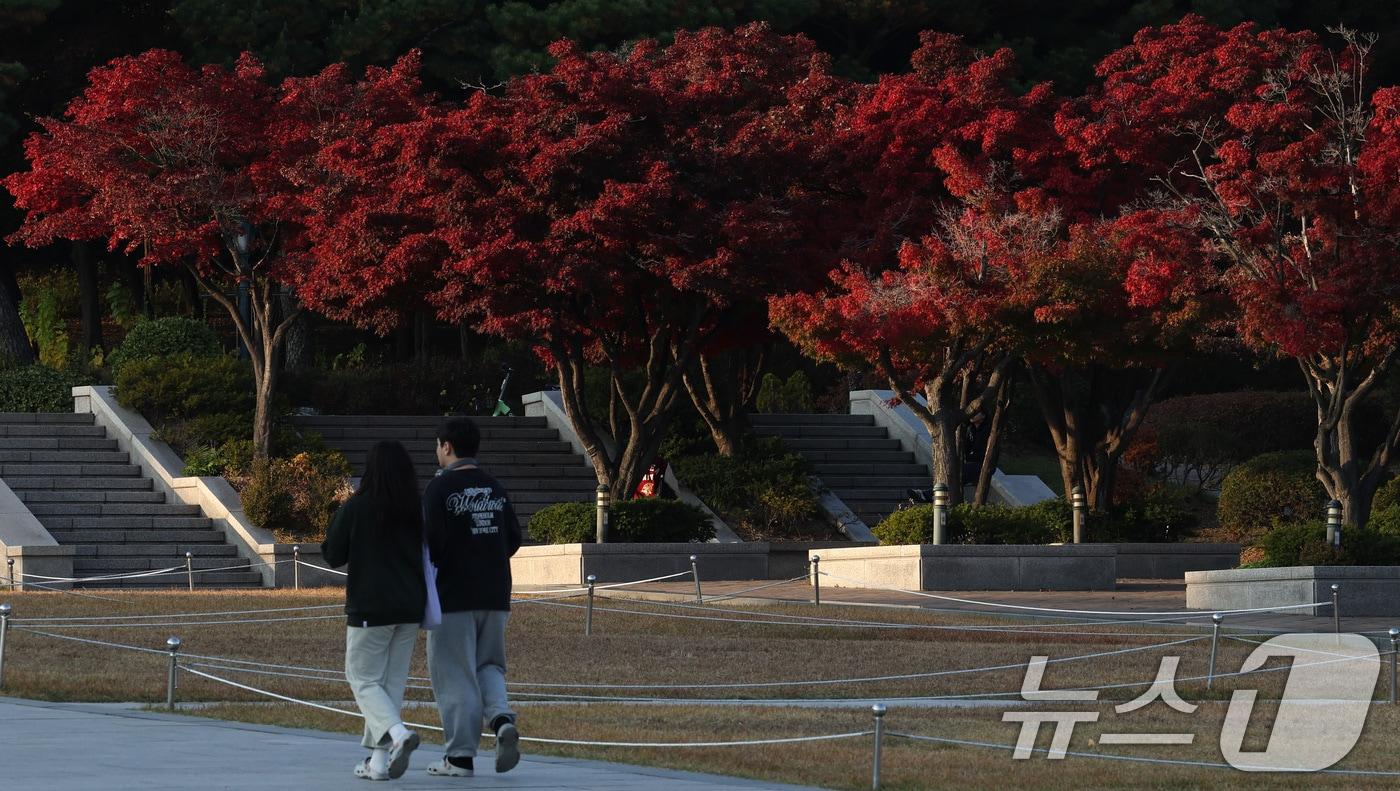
[0,425,107,437]
[0,450,131,464]
[38,516,213,530]
[470,478,599,492]
[48,529,228,544]
[337,441,574,459]
[821,476,931,489]
[3,477,155,490]
[753,425,891,439]
[323,430,561,447]
[27,503,201,517]
[811,463,927,476]
[0,412,94,424]
[0,437,118,450]
[17,490,167,504]
[74,555,253,572]
[782,438,902,451]
[74,572,263,588]
[793,451,915,463]
[749,414,875,426]
[70,544,240,558]
[0,463,141,477]
[293,415,548,429]
[306,425,549,440]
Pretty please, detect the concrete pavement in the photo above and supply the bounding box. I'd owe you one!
[0,698,827,791]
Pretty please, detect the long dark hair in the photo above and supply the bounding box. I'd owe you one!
[357,440,422,533]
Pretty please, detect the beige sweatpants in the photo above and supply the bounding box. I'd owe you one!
[345,622,419,748]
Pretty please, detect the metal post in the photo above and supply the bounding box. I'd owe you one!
[1071,485,1086,544]
[691,555,703,603]
[595,485,610,544]
[165,636,182,711]
[1332,584,1341,635]
[1389,628,1398,705]
[5,557,13,591]
[293,545,300,590]
[185,552,194,592]
[931,484,948,545]
[0,603,10,690]
[871,703,887,790]
[585,575,597,636]
[811,555,821,606]
[1207,613,1222,691]
[1326,500,1342,548]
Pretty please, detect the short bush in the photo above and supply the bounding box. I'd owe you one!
[1142,391,1315,488]
[1373,477,1400,514]
[756,371,814,413]
[1255,520,1400,567]
[1217,451,1327,542]
[108,317,221,376]
[669,437,818,539]
[239,452,353,543]
[528,499,714,544]
[0,365,90,412]
[115,354,254,424]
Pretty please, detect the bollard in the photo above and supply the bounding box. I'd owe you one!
[1207,613,1223,691]
[595,485,610,544]
[1326,500,1343,548]
[293,545,301,590]
[585,575,597,636]
[1332,584,1341,635]
[185,552,194,592]
[931,484,949,545]
[5,557,13,591]
[0,603,10,690]
[691,555,703,603]
[811,555,821,606]
[1071,485,1087,544]
[1383,630,1394,702]
[165,636,182,711]
[871,703,887,790]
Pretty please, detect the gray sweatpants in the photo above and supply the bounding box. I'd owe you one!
[427,610,515,758]
[345,623,419,748]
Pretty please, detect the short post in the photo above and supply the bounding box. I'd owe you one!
[595,485,610,544]
[1326,500,1342,547]
[293,545,301,590]
[5,557,13,591]
[870,703,887,790]
[811,555,821,606]
[931,484,949,545]
[1207,613,1223,691]
[691,555,703,603]
[165,636,182,711]
[585,575,597,636]
[185,552,194,592]
[1071,485,1087,544]
[1389,628,1398,705]
[1332,584,1341,635]
[0,603,11,690]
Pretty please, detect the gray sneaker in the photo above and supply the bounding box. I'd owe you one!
[494,722,521,773]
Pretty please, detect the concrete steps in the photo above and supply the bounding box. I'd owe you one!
[751,413,929,527]
[0,412,262,588]
[291,414,598,527]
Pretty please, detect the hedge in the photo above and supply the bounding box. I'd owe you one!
[1216,451,1327,542]
[669,437,817,539]
[874,490,1194,545]
[1140,391,1314,487]
[1254,520,1400,567]
[528,499,714,543]
[115,354,255,425]
[0,365,90,412]
[107,317,221,376]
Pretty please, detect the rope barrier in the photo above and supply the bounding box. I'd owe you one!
[0,575,137,604]
[20,565,185,583]
[11,627,173,656]
[816,570,1330,617]
[19,613,347,629]
[13,604,344,623]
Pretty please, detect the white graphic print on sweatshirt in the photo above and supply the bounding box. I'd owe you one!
[445,486,507,534]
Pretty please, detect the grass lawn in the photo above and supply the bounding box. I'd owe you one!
[1,588,1394,789]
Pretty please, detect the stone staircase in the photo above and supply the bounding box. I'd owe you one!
[290,415,597,529]
[0,413,262,588]
[750,413,928,528]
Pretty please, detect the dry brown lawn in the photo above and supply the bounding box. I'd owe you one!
[2,587,1395,789]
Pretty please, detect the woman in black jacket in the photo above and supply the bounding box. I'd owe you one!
[321,440,426,781]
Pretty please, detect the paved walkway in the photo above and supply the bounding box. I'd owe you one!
[0,698,824,791]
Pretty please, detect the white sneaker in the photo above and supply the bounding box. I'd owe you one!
[354,758,389,781]
[494,721,520,774]
[387,730,420,779]
[426,757,474,777]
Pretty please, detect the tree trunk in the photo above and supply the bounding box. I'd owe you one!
[280,293,312,370]
[1303,354,1400,528]
[119,256,146,317]
[972,376,1013,506]
[458,323,472,359]
[682,345,766,457]
[413,310,431,364]
[394,317,413,362]
[0,259,34,365]
[73,242,104,355]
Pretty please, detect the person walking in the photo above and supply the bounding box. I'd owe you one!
[321,440,426,781]
[423,416,523,777]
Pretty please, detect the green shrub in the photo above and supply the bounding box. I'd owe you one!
[756,371,814,413]
[874,490,1193,546]
[241,458,296,536]
[528,499,714,544]
[20,287,69,370]
[1143,391,1314,487]
[1255,520,1400,567]
[872,504,939,544]
[670,437,818,538]
[240,451,353,543]
[1217,451,1327,542]
[1373,478,1400,514]
[115,354,254,424]
[0,365,90,412]
[108,317,220,376]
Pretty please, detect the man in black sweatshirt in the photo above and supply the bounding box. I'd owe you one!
[422,417,523,777]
